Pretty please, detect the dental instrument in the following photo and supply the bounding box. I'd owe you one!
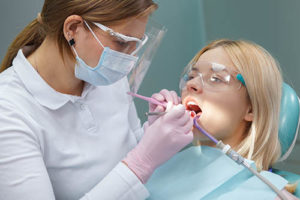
[127,92,197,118]
[127,92,168,107]
[145,111,166,116]
[193,116,288,200]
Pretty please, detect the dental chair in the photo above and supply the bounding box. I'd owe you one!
[274,83,300,197]
[146,83,300,199]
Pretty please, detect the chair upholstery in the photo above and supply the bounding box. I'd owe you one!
[278,83,300,161]
[275,83,300,197]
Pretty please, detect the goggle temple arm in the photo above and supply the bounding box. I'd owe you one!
[131,35,149,56]
[236,74,246,86]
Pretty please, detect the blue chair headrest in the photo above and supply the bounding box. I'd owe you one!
[278,83,300,161]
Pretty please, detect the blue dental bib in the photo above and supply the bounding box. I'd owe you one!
[146,146,287,200]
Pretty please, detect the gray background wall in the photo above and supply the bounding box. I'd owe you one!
[0,0,299,174]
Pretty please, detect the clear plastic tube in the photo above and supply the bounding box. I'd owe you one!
[193,117,288,200]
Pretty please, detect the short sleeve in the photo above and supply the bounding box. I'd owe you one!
[0,101,56,200]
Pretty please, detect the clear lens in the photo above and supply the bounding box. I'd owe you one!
[126,19,167,103]
[93,22,147,55]
[180,61,242,92]
[111,37,139,55]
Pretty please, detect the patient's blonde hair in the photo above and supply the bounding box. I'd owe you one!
[189,39,282,171]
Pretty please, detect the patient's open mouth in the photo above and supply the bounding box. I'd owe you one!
[186,101,202,115]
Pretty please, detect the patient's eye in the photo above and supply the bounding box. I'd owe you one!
[209,73,229,84]
[187,71,199,81]
[187,75,195,80]
[210,76,223,83]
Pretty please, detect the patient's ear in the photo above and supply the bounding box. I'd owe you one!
[244,105,253,122]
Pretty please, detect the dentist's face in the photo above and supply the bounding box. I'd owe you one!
[74,16,148,67]
[181,47,252,147]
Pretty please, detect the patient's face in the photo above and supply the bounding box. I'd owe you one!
[181,47,252,147]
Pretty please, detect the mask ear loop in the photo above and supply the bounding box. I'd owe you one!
[83,21,105,49]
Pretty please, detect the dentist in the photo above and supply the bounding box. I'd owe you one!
[0,0,193,200]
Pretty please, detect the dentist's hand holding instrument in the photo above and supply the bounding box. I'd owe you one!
[124,90,193,184]
[148,89,181,125]
[128,89,181,125]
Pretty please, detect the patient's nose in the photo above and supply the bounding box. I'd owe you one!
[186,77,203,93]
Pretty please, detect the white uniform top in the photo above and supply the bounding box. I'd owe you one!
[0,49,149,200]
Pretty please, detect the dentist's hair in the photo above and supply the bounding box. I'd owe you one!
[1,0,157,72]
[190,39,282,171]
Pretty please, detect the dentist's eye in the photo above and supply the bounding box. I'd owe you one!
[115,40,128,47]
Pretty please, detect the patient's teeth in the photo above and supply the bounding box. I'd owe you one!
[187,101,197,105]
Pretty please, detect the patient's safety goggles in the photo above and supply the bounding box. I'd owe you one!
[93,22,148,55]
[179,61,245,92]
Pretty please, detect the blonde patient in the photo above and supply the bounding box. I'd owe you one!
[180,39,298,199]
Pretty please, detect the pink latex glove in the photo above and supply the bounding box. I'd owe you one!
[123,103,193,184]
[148,89,181,125]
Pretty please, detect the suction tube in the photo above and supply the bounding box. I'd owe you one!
[193,116,288,200]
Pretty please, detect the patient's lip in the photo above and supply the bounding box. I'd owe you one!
[184,97,202,116]
[190,111,196,118]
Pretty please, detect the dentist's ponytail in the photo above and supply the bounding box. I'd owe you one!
[0,17,45,72]
[0,0,157,72]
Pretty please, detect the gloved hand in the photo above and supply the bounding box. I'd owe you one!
[148,89,181,126]
[123,103,193,184]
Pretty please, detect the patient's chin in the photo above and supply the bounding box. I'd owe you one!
[192,132,216,147]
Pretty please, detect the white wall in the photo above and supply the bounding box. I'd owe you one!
[0,0,43,60]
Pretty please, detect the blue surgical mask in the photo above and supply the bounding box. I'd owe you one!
[73,47,138,86]
[70,22,139,86]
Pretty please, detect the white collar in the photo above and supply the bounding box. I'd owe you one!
[13,49,94,110]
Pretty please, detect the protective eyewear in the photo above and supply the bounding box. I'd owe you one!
[92,22,148,55]
[127,19,167,97]
[87,18,167,103]
[179,61,244,92]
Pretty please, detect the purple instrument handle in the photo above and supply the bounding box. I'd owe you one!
[127,92,167,107]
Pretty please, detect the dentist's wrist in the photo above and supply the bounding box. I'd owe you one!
[123,149,155,184]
